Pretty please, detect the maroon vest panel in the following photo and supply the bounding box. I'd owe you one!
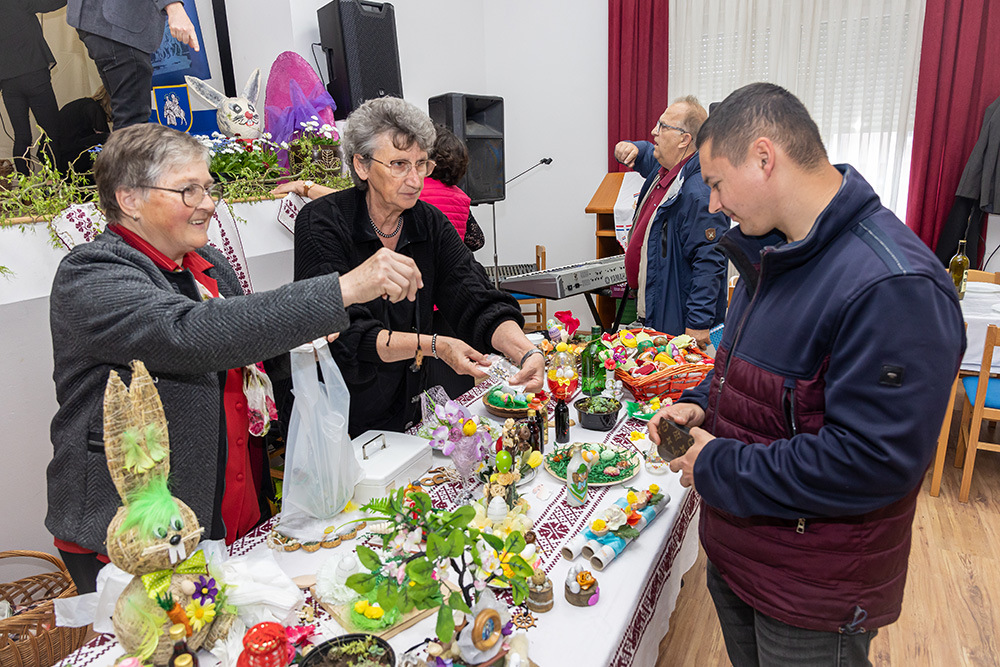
[701,346,920,631]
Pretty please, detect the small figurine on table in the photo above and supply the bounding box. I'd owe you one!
[565,563,600,607]
[526,567,553,613]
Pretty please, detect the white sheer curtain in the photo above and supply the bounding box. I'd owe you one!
[668,0,925,219]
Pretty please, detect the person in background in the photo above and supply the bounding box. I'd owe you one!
[47,123,422,593]
[291,96,544,435]
[0,0,66,175]
[55,85,111,173]
[66,0,200,128]
[614,96,730,348]
[650,82,965,666]
[420,123,485,251]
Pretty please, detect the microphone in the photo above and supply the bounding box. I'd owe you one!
[505,157,553,185]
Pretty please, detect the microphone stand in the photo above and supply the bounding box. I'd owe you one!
[488,157,553,290]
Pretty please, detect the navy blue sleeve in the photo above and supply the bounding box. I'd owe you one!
[678,185,730,330]
[631,141,661,179]
[693,275,965,518]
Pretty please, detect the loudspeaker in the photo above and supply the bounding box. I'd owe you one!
[428,93,505,205]
[317,0,403,120]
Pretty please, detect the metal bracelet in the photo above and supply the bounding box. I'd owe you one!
[519,348,543,368]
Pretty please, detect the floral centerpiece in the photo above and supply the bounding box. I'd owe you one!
[282,116,352,188]
[345,487,534,644]
[420,397,494,496]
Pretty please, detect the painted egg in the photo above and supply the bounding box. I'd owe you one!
[603,466,620,476]
[620,331,637,347]
[599,448,616,462]
[637,340,654,353]
[496,450,513,473]
[514,393,527,403]
[653,336,669,347]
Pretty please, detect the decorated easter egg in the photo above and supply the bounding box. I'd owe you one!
[654,352,673,364]
[599,448,616,462]
[620,331,637,347]
[653,336,669,347]
[637,340,654,353]
[496,450,513,473]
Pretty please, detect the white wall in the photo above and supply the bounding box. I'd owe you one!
[1,1,608,564]
[228,0,607,319]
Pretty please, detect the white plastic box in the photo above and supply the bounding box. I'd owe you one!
[351,430,434,505]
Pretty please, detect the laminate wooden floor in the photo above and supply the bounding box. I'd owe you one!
[656,405,1000,666]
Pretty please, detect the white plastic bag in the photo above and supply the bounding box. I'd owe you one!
[278,339,361,540]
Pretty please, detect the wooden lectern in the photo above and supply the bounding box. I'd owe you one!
[585,172,627,327]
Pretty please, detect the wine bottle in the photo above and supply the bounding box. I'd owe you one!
[580,325,606,396]
[949,240,970,300]
[555,398,570,443]
[527,408,541,452]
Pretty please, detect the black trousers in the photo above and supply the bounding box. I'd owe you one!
[0,67,59,175]
[57,549,105,595]
[78,30,153,129]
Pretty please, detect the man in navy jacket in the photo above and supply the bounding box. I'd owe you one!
[651,83,965,665]
[614,96,730,347]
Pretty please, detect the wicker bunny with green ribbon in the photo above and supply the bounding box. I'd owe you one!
[103,360,235,664]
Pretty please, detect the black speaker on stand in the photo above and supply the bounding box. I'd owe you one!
[428,93,505,205]
[317,0,403,120]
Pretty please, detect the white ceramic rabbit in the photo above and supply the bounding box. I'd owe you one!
[185,69,263,138]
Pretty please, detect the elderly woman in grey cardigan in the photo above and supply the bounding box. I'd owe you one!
[46,123,421,592]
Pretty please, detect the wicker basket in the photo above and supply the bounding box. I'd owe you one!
[0,551,88,667]
[614,329,715,402]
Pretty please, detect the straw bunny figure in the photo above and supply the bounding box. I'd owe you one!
[185,69,263,138]
[103,360,234,664]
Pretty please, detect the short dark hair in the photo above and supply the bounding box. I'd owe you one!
[696,83,827,169]
[430,124,468,187]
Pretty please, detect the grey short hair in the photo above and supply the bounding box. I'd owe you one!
[93,124,209,223]
[672,95,708,142]
[341,96,436,190]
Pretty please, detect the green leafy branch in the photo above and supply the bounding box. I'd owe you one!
[345,487,533,642]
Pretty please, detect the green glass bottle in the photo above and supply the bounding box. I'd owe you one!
[581,325,606,396]
[949,240,970,300]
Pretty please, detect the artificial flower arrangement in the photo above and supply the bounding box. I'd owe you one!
[344,486,535,644]
[281,116,353,188]
[198,132,283,183]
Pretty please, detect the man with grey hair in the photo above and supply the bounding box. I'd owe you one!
[613,96,730,347]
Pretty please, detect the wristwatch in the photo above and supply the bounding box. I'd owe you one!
[302,180,315,197]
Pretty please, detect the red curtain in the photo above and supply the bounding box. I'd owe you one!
[608,0,670,172]
[906,0,1000,250]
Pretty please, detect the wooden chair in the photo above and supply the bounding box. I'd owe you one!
[930,322,968,497]
[953,324,1000,502]
[515,245,547,332]
[967,269,1000,284]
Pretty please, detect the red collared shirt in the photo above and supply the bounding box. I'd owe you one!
[624,153,694,288]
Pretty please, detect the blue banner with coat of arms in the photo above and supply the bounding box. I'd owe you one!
[153,85,193,132]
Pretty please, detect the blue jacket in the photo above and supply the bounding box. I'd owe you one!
[679,165,965,630]
[630,142,730,334]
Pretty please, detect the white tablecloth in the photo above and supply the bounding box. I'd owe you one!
[960,283,1000,372]
[57,381,700,667]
